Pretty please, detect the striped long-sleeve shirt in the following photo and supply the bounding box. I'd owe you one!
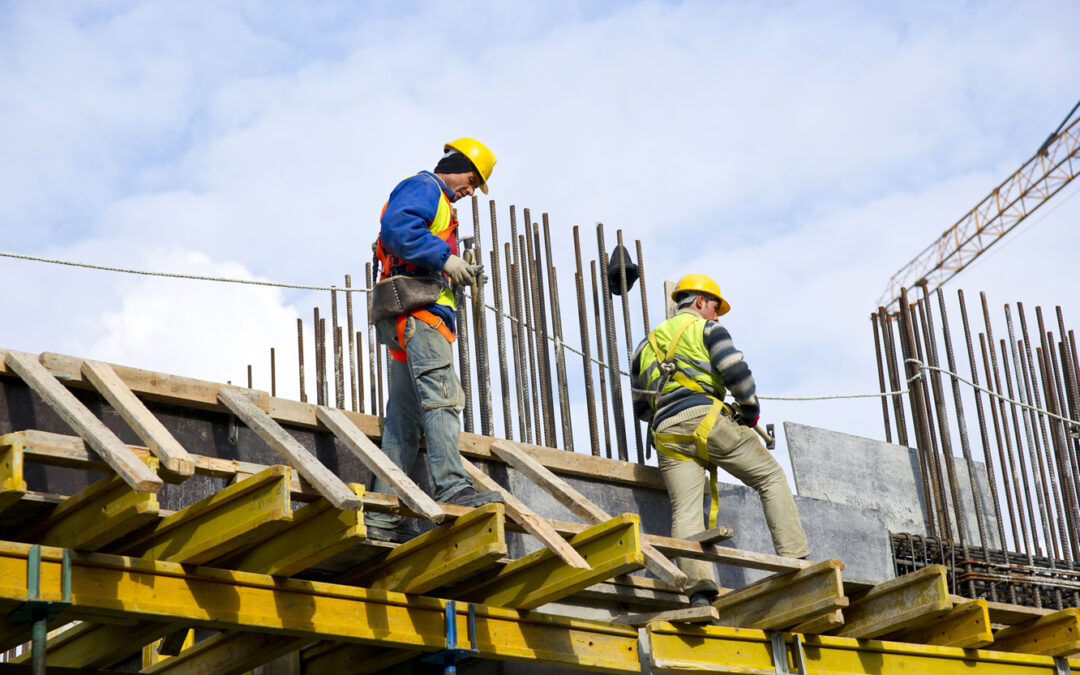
[630,310,760,428]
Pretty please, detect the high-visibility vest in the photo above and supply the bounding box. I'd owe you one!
[637,312,727,411]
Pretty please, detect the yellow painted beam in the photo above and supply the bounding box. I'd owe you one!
[141,631,308,675]
[114,464,292,564]
[223,483,365,577]
[340,502,506,594]
[647,622,1080,674]
[994,608,1080,657]
[11,620,173,669]
[712,558,847,631]
[0,433,28,512]
[889,598,994,649]
[26,457,159,551]
[457,513,645,610]
[0,540,641,673]
[835,564,952,638]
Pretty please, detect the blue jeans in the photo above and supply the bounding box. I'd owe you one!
[367,315,470,528]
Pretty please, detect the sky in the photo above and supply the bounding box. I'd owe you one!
[1,0,1079,486]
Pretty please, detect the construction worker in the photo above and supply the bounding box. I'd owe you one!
[630,274,809,606]
[366,138,503,542]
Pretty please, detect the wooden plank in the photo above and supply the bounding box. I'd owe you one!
[890,599,994,649]
[10,620,174,670]
[981,598,1056,626]
[792,609,845,634]
[490,439,687,589]
[835,565,952,638]
[685,525,734,544]
[340,502,507,594]
[994,608,1080,657]
[141,632,308,675]
[456,513,645,610]
[218,388,361,510]
[315,405,445,522]
[81,360,195,481]
[613,606,719,626]
[0,434,27,513]
[711,558,848,630]
[302,642,420,675]
[3,351,162,493]
[461,456,590,570]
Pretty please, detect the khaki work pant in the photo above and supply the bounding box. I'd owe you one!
[657,407,809,595]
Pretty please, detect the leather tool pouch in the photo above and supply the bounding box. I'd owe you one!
[370,275,444,323]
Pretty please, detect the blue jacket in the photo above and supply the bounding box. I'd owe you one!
[379,171,457,331]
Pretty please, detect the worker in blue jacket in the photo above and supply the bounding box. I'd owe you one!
[367,138,503,542]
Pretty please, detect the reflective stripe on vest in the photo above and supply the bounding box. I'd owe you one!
[388,309,457,362]
[638,312,727,411]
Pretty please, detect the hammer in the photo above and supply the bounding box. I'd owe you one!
[730,402,776,450]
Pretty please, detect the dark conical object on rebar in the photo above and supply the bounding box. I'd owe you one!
[606,244,639,295]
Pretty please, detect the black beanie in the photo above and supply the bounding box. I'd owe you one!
[434,149,478,175]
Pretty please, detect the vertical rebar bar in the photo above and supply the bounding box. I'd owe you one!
[635,239,652,460]
[319,318,329,405]
[297,317,307,403]
[597,223,628,462]
[332,288,344,409]
[507,244,531,443]
[455,276,474,434]
[355,330,365,414]
[467,200,493,438]
[880,307,909,446]
[247,364,252,389]
[872,312,893,443]
[898,288,939,537]
[574,227,600,457]
[617,230,644,463]
[518,233,542,446]
[911,296,951,538]
[365,262,382,420]
[1000,336,1040,560]
[314,307,325,406]
[1038,338,1079,562]
[346,275,358,412]
[543,213,573,451]
[591,260,614,459]
[525,211,556,446]
[270,347,276,398]
[489,201,513,440]
[1057,337,1080,534]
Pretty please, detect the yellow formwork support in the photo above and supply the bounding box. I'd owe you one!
[142,631,307,675]
[13,620,174,670]
[0,540,641,673]
[647,622,1080,674]
[302,641,420,675]
[0,434,27,512]
[116,464,292,564]
[994,608,1080,657]
[224,483,366,577]
[343,502,507,594]
[891,598,994,649]
[712,558,848,631]
[30,457,160,551]
[458,513,644,610]
[836,564,952,638]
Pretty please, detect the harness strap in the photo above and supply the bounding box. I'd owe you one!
[388,309,457,362]
[652,399,730,529]
[645,317,703,410]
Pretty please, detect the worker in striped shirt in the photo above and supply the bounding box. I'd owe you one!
[631,273,808,607]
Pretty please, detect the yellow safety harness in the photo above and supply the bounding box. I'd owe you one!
[645,320,731,530]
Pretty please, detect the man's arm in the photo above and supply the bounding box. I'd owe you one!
[380,175,452,271]
[629,338,653,423]
[703,322,759,423]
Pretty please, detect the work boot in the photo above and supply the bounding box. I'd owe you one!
[445,486,504,508]
[689,591,717,608]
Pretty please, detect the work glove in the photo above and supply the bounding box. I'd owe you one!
[742,415,760,429]
[442,254,474,286]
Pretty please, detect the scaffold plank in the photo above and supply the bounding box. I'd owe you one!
[835,565,952,638]
[490,440,687,588]
[27,458,159,550]
[2,351,162,493]
[113,464,292,564]
[889,598,994,649]
[0,434,27,513]
[793,609,845,634]
[81,360,196,482]
[457,513,645,610]
[614,606,718,626]
[994,608,1080,657]
[0,541,641,673]
[576,575,688,609]
[218,388,361,511]
[340,502,506,594]
[647,622,1080,674]
[316,406,445,522]
[711,558,848,630]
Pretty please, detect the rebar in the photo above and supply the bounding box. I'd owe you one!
[591,260,614,459]
[247,364,252,389]
[355,329,365,413]
[270,348,276,398]
[489,201,513,440]
[909,295,950,537]
[898,288,939,537]
[468,200,493,437]
[506,244,531,443]
[319,318,329,405]
[999,336,1040,562]
[574,227,600,457]
[543,214,574,451]
[455,274,474,434]
[314,307,325,406]
[617,230,644,464]
[346,275,357,412]
[872,312,893,443]
[880,307,909,446]
[636,239,651,460]
[332,288,344,409]
[597,224,628,462]
[297,317,307,403]
[517,232,542,446]
[508,207,534,443]
[1038,339,1080,562]
[525,210,556,446]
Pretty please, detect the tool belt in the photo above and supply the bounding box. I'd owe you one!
[652,398,731,530]
[370,274,445,324]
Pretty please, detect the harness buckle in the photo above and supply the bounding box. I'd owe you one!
[659,361,676,374]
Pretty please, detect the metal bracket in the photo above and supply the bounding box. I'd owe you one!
[768,632,807,675]
[1055,656,1070,675]
[421,600,479,674]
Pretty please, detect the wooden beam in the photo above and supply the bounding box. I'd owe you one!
[835,565,952,639]
[114,464,293,564]
[340,502,507,594]
[315,406,445,522]
[490,439,687,589]
[994,608,1080,657]
[0,435,27,513]
[613,606,719,626]
[302,642,420,675]
[461,456,589,570]
[711,558,848,631]
[793,609,846,634]
[10,621,174,670]
[685,526,734,544]
[889,599,994,649]
[575,575,688,609]
[456,513,645,610]
[218,388,361,511]
[141,632,309,675]
[81,360,195,481]
[982,598,1056,626]
[3,351,161,493]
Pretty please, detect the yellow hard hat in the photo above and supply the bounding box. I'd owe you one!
[445,137,496,194]
[671,273,730,316]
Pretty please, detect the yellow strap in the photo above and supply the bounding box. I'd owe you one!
[652,400,728,529]
[645,317,703,409]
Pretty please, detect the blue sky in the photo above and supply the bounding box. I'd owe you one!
[1,1,1079,475]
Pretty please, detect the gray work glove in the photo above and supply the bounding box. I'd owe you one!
[442,254,476,286]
